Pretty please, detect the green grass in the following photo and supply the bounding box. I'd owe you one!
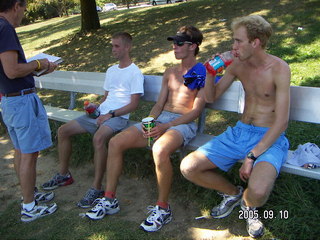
[0,202,172,240]
[1,0,320,239]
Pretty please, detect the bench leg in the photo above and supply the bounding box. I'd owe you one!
[69,92,77,110]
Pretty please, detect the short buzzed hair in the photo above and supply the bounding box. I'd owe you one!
[231,15,272,49]
[111,32,133,47]
[0,0,26,12]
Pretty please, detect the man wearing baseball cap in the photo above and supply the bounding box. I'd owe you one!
[85,25,206,232]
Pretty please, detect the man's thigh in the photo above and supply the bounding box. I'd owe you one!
[249,161,277,197]
[74,115,97,134]
[61,119,88,136]
[254,135,289,176]
[101,117,128,133]
[181,150,219,172]
[152,129,184,154]
[111,125,148,149]
[94,124,114,142]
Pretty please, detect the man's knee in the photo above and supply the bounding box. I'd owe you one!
[93,134,107,149]
[57,124,69,139]
[58,121,83,140]
[180,152,199,180]
[246,183,272,206]
[152,141,171,160]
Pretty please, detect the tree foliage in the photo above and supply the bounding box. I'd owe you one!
[23,0,144,30]
[24,0,79,23]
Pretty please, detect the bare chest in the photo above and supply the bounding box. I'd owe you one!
[168,78,197,99]
[239,66,276,100]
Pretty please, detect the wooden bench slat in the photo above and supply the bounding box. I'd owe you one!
[44,105,84,122]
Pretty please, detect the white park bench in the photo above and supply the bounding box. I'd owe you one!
[33,70,320,180]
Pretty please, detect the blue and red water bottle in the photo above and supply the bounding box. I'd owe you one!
[204,51,234,77]
[84,101,100,119]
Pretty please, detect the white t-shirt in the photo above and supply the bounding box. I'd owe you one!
[99,63,144,119]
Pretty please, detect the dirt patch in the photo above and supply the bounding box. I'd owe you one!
[0,134,250,240]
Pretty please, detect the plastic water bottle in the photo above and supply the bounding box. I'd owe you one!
[204,51,234,76]
[84,101,100,119]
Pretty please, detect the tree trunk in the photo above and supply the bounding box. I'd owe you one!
[80,0,100,32]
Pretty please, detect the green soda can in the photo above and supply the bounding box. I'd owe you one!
[142,117,155,146]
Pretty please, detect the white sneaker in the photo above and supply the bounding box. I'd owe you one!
[246,217,264,238]
[34,187,55,203]
[241,200,264,238]
[140,205,172,232]
[211,186,243,218]
[21,187,54,204]
[21,202,58,222]
[77,187,104,208]
[85,197,120,220]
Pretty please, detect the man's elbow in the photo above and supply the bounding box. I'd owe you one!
[280,118,289,132]
[205,95,215,103]
[131,101,140,111]
[5,71,17,79]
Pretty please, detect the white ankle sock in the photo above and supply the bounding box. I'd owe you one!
[23,201,35,211]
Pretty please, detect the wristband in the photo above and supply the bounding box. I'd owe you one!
[35,60,41,71]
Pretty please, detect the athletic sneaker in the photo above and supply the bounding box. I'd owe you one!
[140,205,172,232]
[34,187,55,203]
[21,202,58,222]
[85,197,120,220]
[21,187,54,203]
[241,200,264,238]
[77,187,104,208]
[42,172,74,190]
[210,186,243,219]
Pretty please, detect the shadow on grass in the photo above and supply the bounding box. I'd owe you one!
[18,0,319,76]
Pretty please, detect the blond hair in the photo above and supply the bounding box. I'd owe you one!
[231,15,272,49]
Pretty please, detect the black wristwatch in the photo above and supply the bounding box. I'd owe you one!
[108,110,115,118]
[247,151,257,161]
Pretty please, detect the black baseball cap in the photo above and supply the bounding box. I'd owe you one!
[167,32,200,45]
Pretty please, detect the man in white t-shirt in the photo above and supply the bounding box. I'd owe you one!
[85,25,206,232]
[42,32,144,208]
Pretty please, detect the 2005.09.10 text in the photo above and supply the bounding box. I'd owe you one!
[239,209,289,220]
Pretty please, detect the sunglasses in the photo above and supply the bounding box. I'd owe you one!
[173,40,193,46]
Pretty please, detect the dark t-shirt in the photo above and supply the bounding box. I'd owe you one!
[0,18,35,94]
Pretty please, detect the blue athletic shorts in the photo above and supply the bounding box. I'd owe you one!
[134,111,197,146]
[1,93,52,154]
[197,121,289,175]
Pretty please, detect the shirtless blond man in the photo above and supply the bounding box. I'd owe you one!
[85,25,206,232]
[180,15,291,238]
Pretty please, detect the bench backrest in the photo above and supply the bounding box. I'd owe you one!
[35,71,320,124]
